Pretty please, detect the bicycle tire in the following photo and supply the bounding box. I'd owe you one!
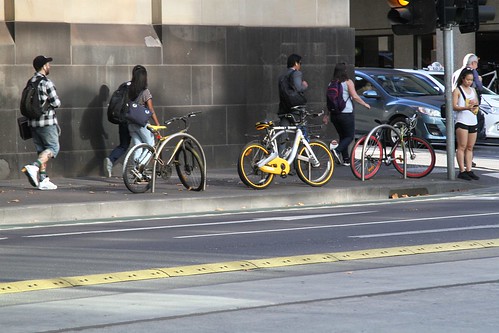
[295,140,334,187]
[122,143,155,193]
[237,142,274,189]
[350,135,383,180]
[392,136,435,178]
[175,143,205,191]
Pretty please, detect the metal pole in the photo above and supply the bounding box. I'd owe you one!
[442,26,456,180]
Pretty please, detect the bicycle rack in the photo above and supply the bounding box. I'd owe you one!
[360,124,407,181]
[150,132,207,193]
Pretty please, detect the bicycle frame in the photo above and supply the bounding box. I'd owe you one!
[257,125,319,175]
[151,131,206,192]
[482,70,497,91]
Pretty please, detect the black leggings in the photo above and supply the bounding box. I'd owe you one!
[330,113,355,160]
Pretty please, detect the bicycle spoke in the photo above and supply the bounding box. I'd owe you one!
[392,136,435,178]
[123,143,155,193]
[175,143,205,191]
[295,140,334,186]
[238,142,274,189]
[350,135,383,180]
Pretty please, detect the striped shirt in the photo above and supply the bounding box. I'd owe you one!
[28,73,61,127]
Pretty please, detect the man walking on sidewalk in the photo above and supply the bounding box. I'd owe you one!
[22,55,62,190]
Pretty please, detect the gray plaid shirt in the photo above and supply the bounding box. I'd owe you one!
[28,73,61,127]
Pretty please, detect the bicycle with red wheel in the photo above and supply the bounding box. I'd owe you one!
[350,114,436,180]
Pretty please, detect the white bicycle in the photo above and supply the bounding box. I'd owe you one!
[237,106,334,189]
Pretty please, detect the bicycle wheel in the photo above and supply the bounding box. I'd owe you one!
[392,136,435,178]
[175,143,205,191]
[295,140,334,187]
[122,143,155,193]
[237,142,274,189]
[350,135,383,180]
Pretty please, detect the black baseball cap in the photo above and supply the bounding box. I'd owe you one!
[33,55,53,71]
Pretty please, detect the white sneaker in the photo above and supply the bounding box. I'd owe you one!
[104,157,113,178]
[331,149,341,164]
[22,164,39,187]
[38,177,57,190]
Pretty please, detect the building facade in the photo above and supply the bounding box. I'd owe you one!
[0,0,353,179]
[351,0,499,74]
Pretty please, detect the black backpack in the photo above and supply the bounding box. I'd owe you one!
[278,70,307,113]
[20,76,48,119]
[107,82,130,124]
[326,80,348,115]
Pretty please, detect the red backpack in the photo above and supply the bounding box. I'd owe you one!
[326,80,348,115]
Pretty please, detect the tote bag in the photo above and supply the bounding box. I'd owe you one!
[125,91,152,127]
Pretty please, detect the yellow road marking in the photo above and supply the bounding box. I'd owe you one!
[1,238,498,295]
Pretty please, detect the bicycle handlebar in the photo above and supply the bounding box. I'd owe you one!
[164,111,201,129]
[280,107,324,124]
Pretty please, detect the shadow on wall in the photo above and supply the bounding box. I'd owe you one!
[79,84,110,176]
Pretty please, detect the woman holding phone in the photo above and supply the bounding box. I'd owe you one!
[453,68,480,181]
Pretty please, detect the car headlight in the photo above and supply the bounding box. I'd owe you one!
[416,106,441,117]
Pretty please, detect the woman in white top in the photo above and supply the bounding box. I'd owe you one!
[452,68,480,181]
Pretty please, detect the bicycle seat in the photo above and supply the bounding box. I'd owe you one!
[148,125,167,131]
[255,120,273,130]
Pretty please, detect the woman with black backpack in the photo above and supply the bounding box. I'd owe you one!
[126,65,161,150]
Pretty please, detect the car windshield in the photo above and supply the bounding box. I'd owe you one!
[372,74,441,97]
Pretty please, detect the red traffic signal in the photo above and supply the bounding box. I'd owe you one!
[387,0,437,35]
[387,0,412,24]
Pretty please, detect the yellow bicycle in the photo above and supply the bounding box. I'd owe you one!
[238,106,334,189]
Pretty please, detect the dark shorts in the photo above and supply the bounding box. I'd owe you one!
[455,122,478,133]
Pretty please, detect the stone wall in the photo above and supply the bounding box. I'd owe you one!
[0,0,354,179]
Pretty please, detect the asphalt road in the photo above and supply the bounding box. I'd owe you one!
[1,186,499,282]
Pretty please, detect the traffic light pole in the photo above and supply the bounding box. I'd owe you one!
[442,25,455,180]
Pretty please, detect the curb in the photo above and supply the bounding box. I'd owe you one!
[0,179,480,225]
[1,238,498,295]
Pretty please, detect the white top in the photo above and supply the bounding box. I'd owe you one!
[341,81,353,114]
[454,86,478,126]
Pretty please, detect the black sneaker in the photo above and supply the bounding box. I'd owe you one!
[341,160,351,167]
[467,171,480,180]
[457,171,472,181]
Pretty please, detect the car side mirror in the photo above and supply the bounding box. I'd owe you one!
[363,90,380,99]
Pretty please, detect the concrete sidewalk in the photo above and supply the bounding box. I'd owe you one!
[1,159,491,226]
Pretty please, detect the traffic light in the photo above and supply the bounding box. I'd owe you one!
[437,0,458,27]
[387,0,437,35]
[458,0,496,33]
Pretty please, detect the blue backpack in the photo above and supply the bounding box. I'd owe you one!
[327,80,348,115]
